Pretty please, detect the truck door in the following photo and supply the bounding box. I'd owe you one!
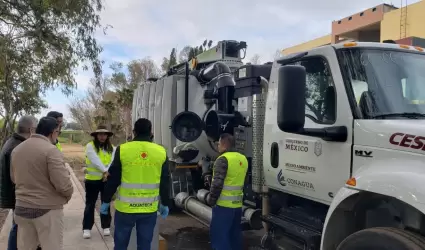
[263,46,353,205]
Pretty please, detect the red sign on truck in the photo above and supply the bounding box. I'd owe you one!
[389,132,425,150]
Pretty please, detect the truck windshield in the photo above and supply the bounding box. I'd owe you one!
[339,48,425,119]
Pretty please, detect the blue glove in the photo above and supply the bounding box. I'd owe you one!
[100,203,110,215]
[159,204,169,218]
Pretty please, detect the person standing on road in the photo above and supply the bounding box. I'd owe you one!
[100,118,171,250]
[46,111,64,152]
[82,125,115,239]
[0,116,37,250]
[206,133,248,250]
[11,117,74,250]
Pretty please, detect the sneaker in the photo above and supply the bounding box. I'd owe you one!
[103,228,111,236]
[83,230,91,239]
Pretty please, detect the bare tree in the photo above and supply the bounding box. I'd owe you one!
[68,77,110,133]
[69,58,162,144]
[178,46,192,63]
[109,58,160,139]
[249,54,261,64]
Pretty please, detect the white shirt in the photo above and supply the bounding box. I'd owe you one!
[85,143,116,173]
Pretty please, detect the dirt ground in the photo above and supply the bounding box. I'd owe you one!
[62,143,264,250]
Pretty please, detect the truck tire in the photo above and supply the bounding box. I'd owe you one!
[337,227,425,250]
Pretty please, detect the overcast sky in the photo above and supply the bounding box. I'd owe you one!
[40,0,418,120]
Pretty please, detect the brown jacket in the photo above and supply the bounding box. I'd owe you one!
[10,134,73,209]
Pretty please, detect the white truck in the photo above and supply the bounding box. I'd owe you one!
[132,40,425,249]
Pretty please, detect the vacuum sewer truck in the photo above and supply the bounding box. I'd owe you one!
[132,40,425,250]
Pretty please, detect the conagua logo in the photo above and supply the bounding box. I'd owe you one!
[277,170,286,186]
[277,170,315,190]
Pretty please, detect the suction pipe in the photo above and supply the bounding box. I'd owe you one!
[175,191,262,230]
[197,61,236,113]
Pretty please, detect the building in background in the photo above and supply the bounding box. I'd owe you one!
[283,0,425,55]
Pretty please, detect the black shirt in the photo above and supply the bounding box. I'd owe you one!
[0,133,26,209]
[101,136,171,207]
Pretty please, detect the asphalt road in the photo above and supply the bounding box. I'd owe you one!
[158,211,265,249]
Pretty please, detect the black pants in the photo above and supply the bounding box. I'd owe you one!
[82,180,111,230]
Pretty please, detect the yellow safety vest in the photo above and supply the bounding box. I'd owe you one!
[85,141,113,181]
[114,141,166,214]
[56,141,62,152]
[214,152,248,208]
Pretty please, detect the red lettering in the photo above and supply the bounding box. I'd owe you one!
[412,136,425,150]
[389,132,404,145]
[400,134,415,147]
[389,133,425,151]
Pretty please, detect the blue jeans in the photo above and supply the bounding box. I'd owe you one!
[210,205,242,250]
[7,216,17,250]
[114,211,157,250]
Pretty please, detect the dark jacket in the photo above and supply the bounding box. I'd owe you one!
[102,135,171,209]
[0,133,26,209]
[207,149,247,207]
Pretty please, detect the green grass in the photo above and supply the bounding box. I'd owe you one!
[57,137,69,143]
[58,130,90,144]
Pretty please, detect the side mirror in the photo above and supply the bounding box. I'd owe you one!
[277,65,306,133]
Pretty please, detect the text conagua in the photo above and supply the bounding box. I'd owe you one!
[286,178,315,190]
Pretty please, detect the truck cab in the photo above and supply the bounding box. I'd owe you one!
[263,42,425,249]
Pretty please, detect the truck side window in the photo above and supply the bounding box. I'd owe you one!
[293,57,336,124]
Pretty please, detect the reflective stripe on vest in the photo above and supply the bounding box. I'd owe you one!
[84,141,113,181]
[114,141,166,214]
[85,168,103,177]
[214,152,248,208]
[116,195,159,203]
[56,142,62,152]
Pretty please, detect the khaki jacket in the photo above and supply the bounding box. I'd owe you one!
[11,134,73,209]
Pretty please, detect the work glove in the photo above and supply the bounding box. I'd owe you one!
[159,204,169,219]
[100,202,110,215]
[206,193,215,207]
[206,193,211,206]
[203,174,212,188]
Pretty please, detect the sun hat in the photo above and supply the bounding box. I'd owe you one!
[90,125,113,137]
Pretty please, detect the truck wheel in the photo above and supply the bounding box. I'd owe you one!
[337,227,425,250]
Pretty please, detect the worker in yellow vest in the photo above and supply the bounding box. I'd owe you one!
[46,111,63,151]
[100,118,171,250]
[206,133,248,250]
[82,125,115,239]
